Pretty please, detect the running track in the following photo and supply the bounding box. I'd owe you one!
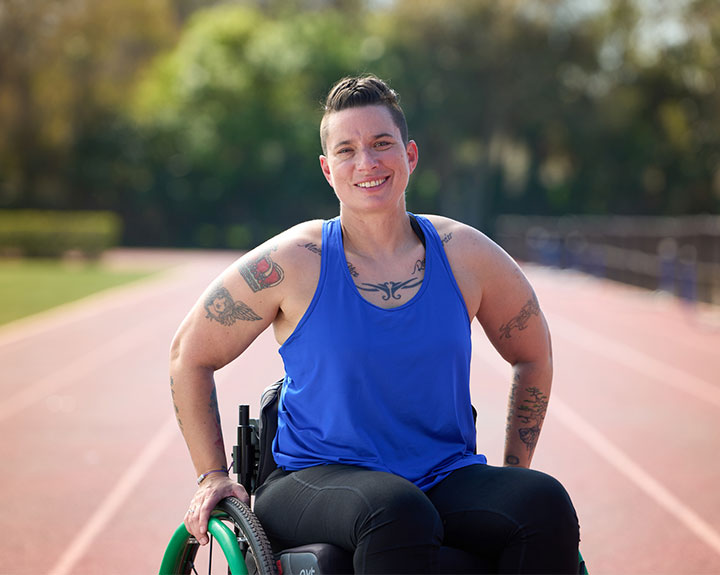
[1,249,719,574]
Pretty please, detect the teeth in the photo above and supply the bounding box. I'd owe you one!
[357,178,387,188]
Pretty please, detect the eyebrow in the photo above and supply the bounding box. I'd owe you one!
[332,133,397,150]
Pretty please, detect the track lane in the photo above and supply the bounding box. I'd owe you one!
[1,252,718,574]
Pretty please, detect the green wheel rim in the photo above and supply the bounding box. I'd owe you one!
[159,515,248,575]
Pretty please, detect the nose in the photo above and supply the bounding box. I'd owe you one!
[355,147,379,170]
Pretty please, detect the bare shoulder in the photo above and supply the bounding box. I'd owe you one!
[229,220,323,286]
[276,219,325,262]
[420,214,507,265]
[420,214,524,317]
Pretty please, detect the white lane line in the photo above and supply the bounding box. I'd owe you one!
[549,315,720,409]
[0,321,158,423]
[552,398,720,557]
[48,417,178,575]
[473,334,720,557]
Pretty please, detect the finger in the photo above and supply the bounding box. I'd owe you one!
[185,500,210,545]
[195,508,210,546]
[184,506,200,542]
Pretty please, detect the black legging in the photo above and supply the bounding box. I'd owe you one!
[254,463,580,574]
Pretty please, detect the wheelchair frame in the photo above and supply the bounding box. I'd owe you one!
[160,382,588,575]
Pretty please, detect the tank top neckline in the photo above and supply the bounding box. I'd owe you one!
[332,214,432,313]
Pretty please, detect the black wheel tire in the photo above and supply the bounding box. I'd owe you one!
[172,497,278,575]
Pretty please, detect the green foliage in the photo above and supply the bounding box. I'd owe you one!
[0,210,122,258]
[126,4,376,246]
[1,0,719,247]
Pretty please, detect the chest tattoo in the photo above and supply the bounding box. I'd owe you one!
[356,277,423,301]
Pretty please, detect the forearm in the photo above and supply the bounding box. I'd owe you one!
[170,363,228,478]
[503,358,552,468]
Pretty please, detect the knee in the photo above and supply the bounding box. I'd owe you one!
[358,474,443,547]
[517,470,579,540]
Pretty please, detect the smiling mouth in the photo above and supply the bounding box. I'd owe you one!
[356,177,389,189]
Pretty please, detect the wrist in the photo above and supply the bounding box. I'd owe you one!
[196,467,228,485]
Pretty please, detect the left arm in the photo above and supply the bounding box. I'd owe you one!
[476,251,553,468]
[425,216,553,468]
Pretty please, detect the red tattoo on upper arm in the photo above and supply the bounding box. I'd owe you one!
[239,247,285,292]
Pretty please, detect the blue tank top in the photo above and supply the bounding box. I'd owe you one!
[274,214,487,491]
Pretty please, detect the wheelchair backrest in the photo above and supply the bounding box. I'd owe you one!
[256,379,283,491]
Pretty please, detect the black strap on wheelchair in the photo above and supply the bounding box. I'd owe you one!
[255,380,283,491]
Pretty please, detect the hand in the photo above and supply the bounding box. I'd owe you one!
[184,474,249,545]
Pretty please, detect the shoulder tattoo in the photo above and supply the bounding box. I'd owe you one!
[298,242,322,256]
[239,246,284,292]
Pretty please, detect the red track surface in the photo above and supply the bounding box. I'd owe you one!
[1,249,719,574]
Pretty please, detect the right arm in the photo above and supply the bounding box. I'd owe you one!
[169,243,286,544]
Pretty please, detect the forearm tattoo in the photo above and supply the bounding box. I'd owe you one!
[209,386,224,450]
[204,283,261,325]
[170,376,182,431]
[510,385,548,453]
[239,246,284,291]
[499,294,540,339]
[505,374,549,463]
[516,386,548,452]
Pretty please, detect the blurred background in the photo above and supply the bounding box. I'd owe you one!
[1,0,719,306]
[2,3,720,573]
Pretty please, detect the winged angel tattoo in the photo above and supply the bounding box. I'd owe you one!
[204,285,261,326]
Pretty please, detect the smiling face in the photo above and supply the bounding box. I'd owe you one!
[319,105,419,216]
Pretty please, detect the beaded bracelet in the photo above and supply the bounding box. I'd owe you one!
[197,468,228,485]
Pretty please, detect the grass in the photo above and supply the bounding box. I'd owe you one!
[0,258,156,326]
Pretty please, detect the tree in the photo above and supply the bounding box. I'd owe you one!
[0,0,178,209]
[127,4,374,246]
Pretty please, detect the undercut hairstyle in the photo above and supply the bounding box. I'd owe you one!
[320,74,408,154]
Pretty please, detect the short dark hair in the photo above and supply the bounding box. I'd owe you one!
[320,75,408,154]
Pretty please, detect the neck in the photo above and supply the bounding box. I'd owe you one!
[339,206,417,259]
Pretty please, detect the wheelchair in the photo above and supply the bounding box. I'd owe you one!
[160,381,588,575]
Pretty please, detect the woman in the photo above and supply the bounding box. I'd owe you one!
[171,75,580,573]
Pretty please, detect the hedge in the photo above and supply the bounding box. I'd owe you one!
[0,210,123,258]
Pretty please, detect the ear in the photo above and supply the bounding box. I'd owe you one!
[319,155,334,188]
[406,140,419,175]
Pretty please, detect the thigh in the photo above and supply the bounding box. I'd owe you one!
[427,464,579,573]
[254,464,442,553]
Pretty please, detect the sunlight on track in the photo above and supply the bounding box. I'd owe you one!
[47,417,177,575]
[0,321,157,422]
[551,399,720,557]
[550,315,720,409]
[476,329,720,560]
